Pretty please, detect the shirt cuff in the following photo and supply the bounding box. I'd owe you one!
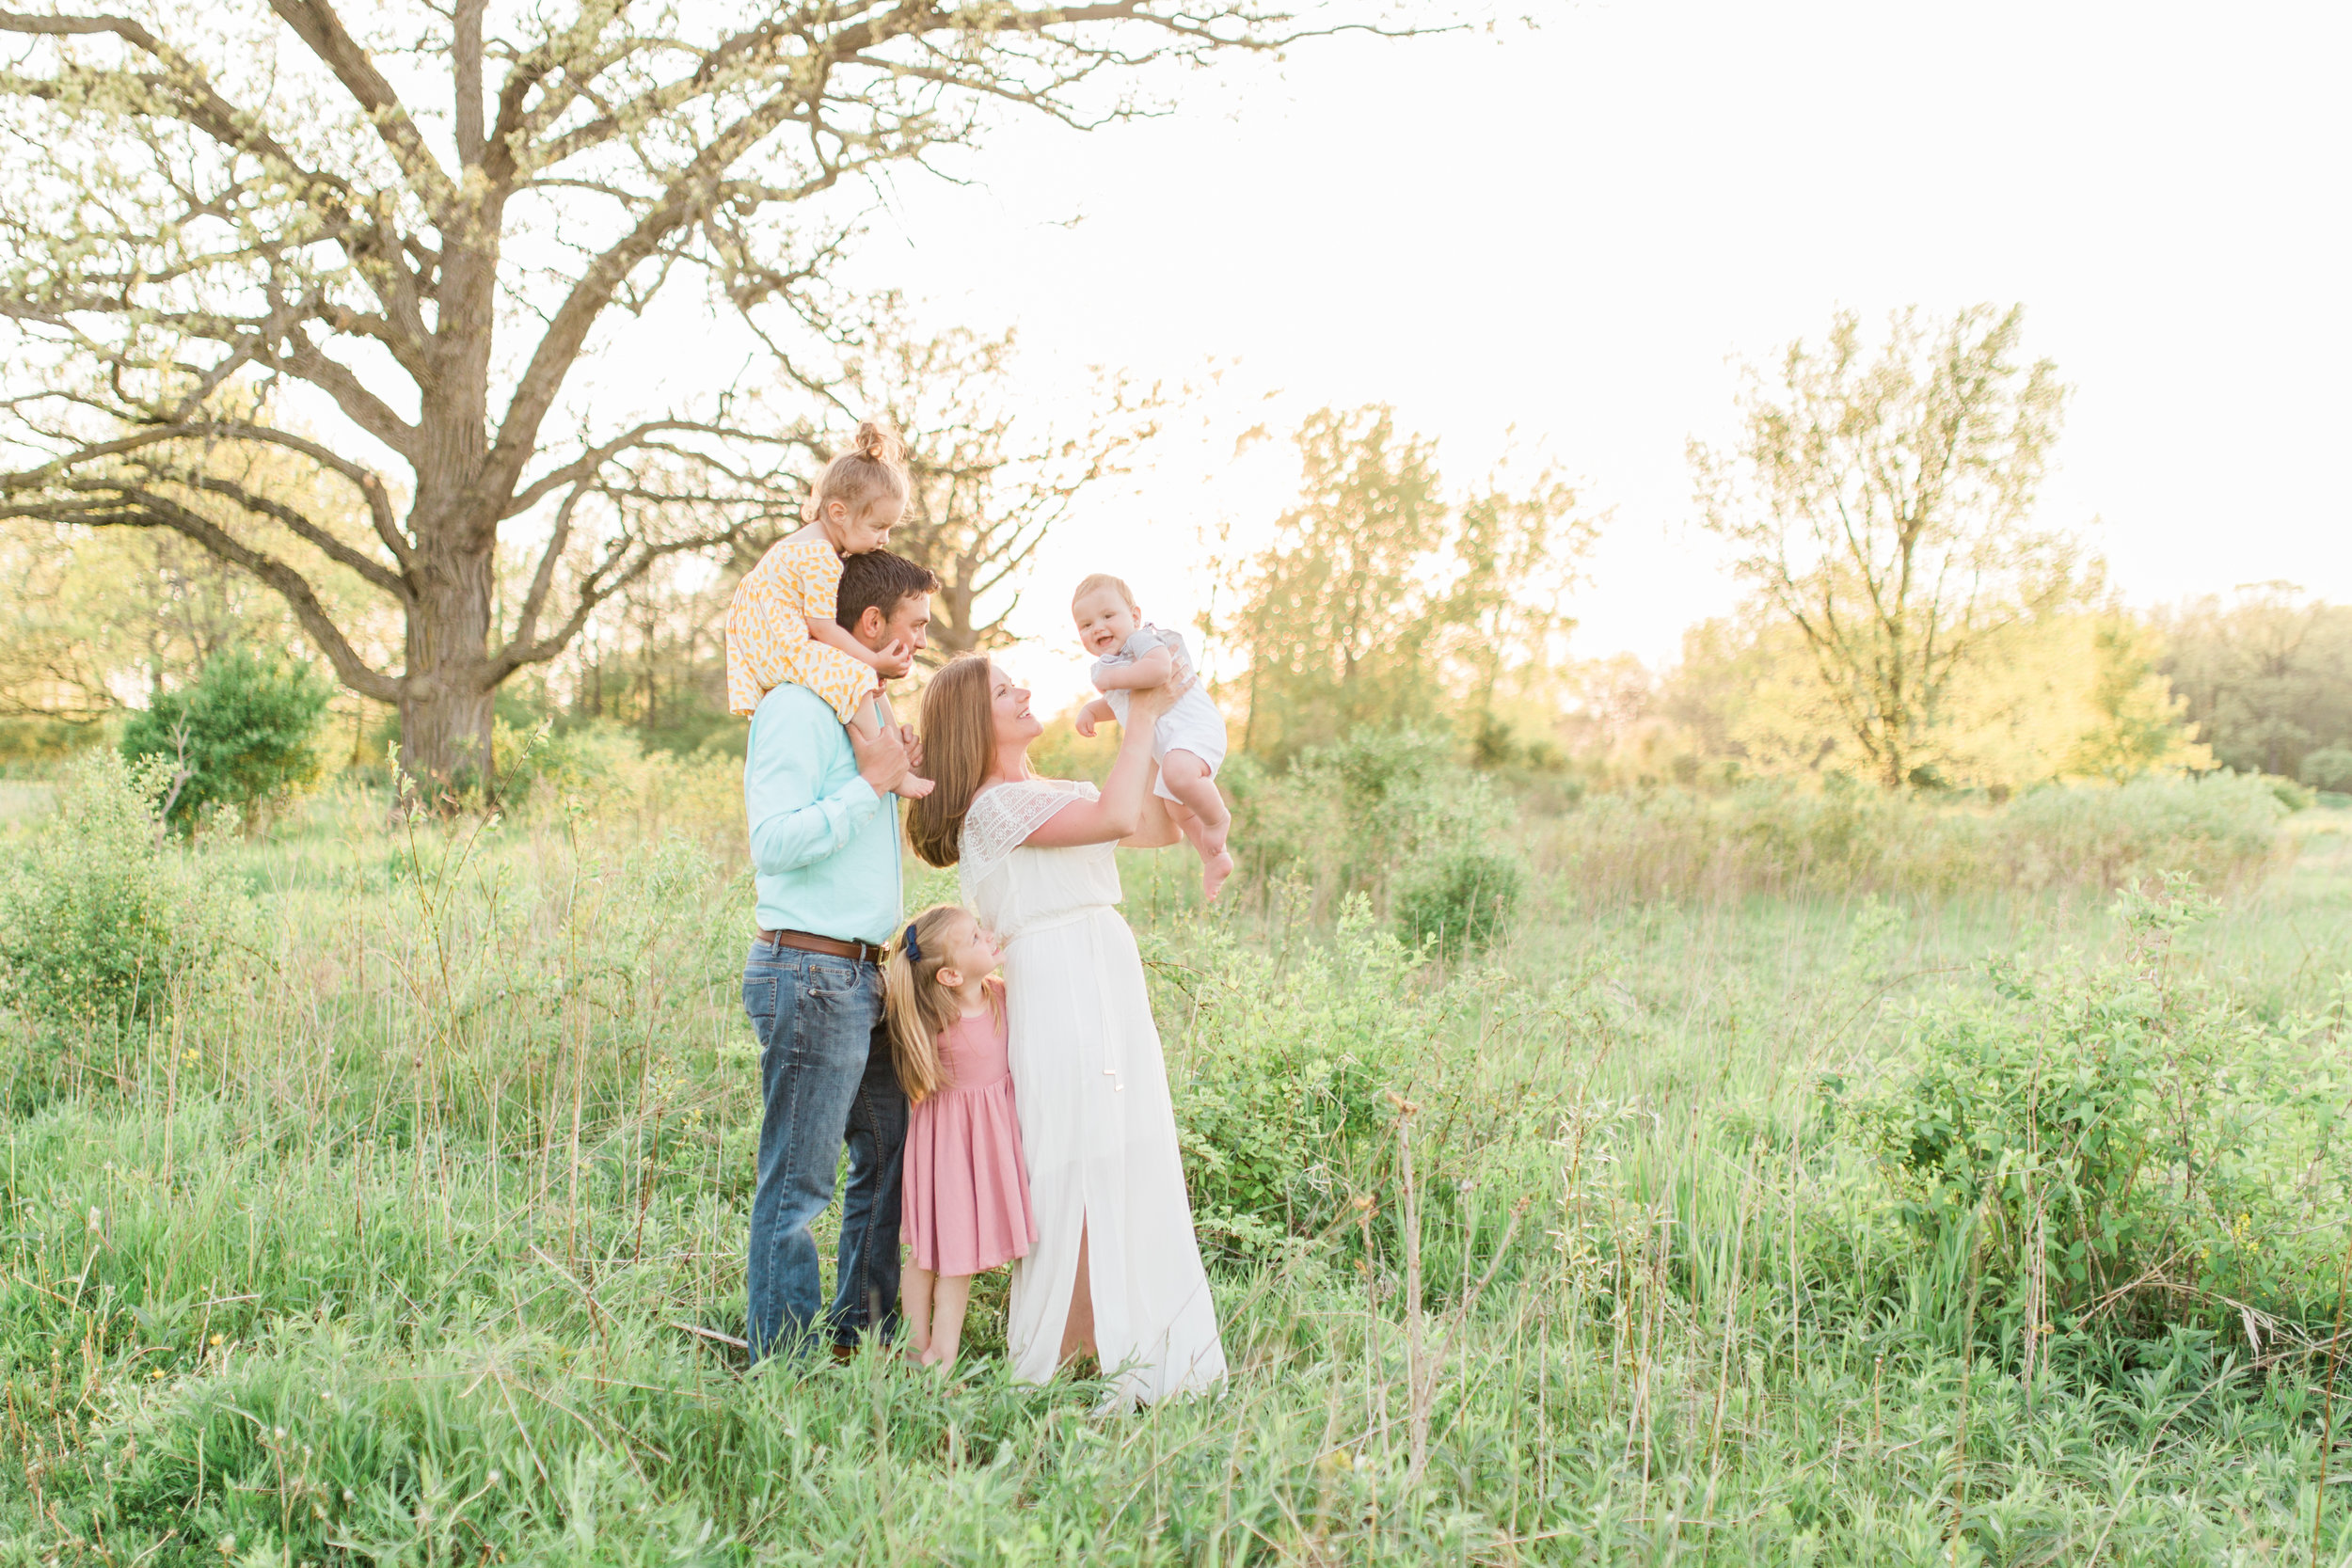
[832,774,883,822]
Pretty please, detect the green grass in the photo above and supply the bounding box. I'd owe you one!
[4,784,2352,1565]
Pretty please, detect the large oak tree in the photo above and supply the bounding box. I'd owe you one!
[0,0,1353,789]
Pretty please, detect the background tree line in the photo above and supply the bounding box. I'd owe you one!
[2,296,2346,814]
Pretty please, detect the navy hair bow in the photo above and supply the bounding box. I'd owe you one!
[902,923,922,962]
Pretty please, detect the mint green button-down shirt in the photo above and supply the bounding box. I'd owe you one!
[745,683,901,945]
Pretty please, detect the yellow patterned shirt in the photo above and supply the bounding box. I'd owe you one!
[725,536,874,722]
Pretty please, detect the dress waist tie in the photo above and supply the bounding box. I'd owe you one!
[1000,907,1104,942]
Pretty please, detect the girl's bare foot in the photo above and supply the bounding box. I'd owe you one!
[897,773,935,800]
[1201,847,1233,901]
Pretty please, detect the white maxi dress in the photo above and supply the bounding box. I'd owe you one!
[959,780,1228,1405]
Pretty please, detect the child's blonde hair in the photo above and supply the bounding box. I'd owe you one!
[805,420,911,526]
[1072,572,1136,610]
[882,903,982,1103]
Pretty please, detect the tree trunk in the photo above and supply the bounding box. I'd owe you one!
[399,681,496,800]
[397,541,498,799]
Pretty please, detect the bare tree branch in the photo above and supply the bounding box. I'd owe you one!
[0,0,1405,781]
[265,0,458,212]
[7,482,400,701]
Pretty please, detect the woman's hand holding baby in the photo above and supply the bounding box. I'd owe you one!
[1075,668,1189,739]
[1123,669,1190,727]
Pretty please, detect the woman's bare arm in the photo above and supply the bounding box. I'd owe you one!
[1023,678,1186,848]
[1120,778,1182,848]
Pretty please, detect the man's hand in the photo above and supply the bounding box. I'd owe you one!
[900,724,923,773]
[851,710,913,798]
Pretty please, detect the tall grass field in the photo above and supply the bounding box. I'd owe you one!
[3,747,2350,1566]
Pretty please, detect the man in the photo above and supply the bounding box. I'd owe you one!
[742,547,939,1362]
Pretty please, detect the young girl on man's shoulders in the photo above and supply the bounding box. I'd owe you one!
[726,420,932,797]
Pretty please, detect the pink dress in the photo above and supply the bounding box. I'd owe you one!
[901,1000,1038,1275]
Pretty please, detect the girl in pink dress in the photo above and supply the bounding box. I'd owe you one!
[882,903,1038,1369]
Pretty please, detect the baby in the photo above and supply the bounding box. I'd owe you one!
[1071,573,1234,898]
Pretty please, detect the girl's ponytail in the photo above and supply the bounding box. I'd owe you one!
[881,903,968,1103]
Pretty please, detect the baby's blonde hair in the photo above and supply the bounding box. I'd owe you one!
[804,420,911,526]
[882,903,981,1104]
[1072,572,1136,610]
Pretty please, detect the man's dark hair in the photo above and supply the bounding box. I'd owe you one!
[835,548,940,631]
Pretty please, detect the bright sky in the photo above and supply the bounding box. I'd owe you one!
[821,0,2352,708]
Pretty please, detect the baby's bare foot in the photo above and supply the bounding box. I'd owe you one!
[897,774,935,800]
[1201,847,1233,901]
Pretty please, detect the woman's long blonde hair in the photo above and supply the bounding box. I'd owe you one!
[907,656,1000,868]
[882,903,989,1103]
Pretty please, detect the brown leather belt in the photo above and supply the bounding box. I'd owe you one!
[755,927,884,965]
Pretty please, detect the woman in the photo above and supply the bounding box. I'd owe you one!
[909,657,1227,1405]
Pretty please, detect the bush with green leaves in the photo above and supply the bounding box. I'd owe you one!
[1226,728,1524,948]
[1849,874,2347,1335]
[0,752,242,1047]
[1150,898,1600,1269]
[484,716,741,855]
[2300,745,2352,793]
[1994,770,2289,888]
[120,645,332,830]
[1391,843,1523,957]
[1150,903,1417,1260]
[1538,771,2288,902]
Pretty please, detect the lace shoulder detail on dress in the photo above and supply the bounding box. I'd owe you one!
[959,779,1098,885]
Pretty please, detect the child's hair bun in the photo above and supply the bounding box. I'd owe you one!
[851,420,905,467]
[803,419,913,524]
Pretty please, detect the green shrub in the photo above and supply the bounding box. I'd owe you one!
[485,717,739,851]
[0,752,243,1043]
[1850,874,2345,1334]
[1392,844,1522,957]
[1535,772,2287,902]
[0,713,112,772]
[120,645,332,830]
[1152,898,1588,1268]
[2257,773,2314,813]
[2298,746,2352,793]
[1152,904,1420,1259]
[1228,729,1524,947]
[1991,772,2289,890]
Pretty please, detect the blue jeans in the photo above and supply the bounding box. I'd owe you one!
[742,944,907,1362]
